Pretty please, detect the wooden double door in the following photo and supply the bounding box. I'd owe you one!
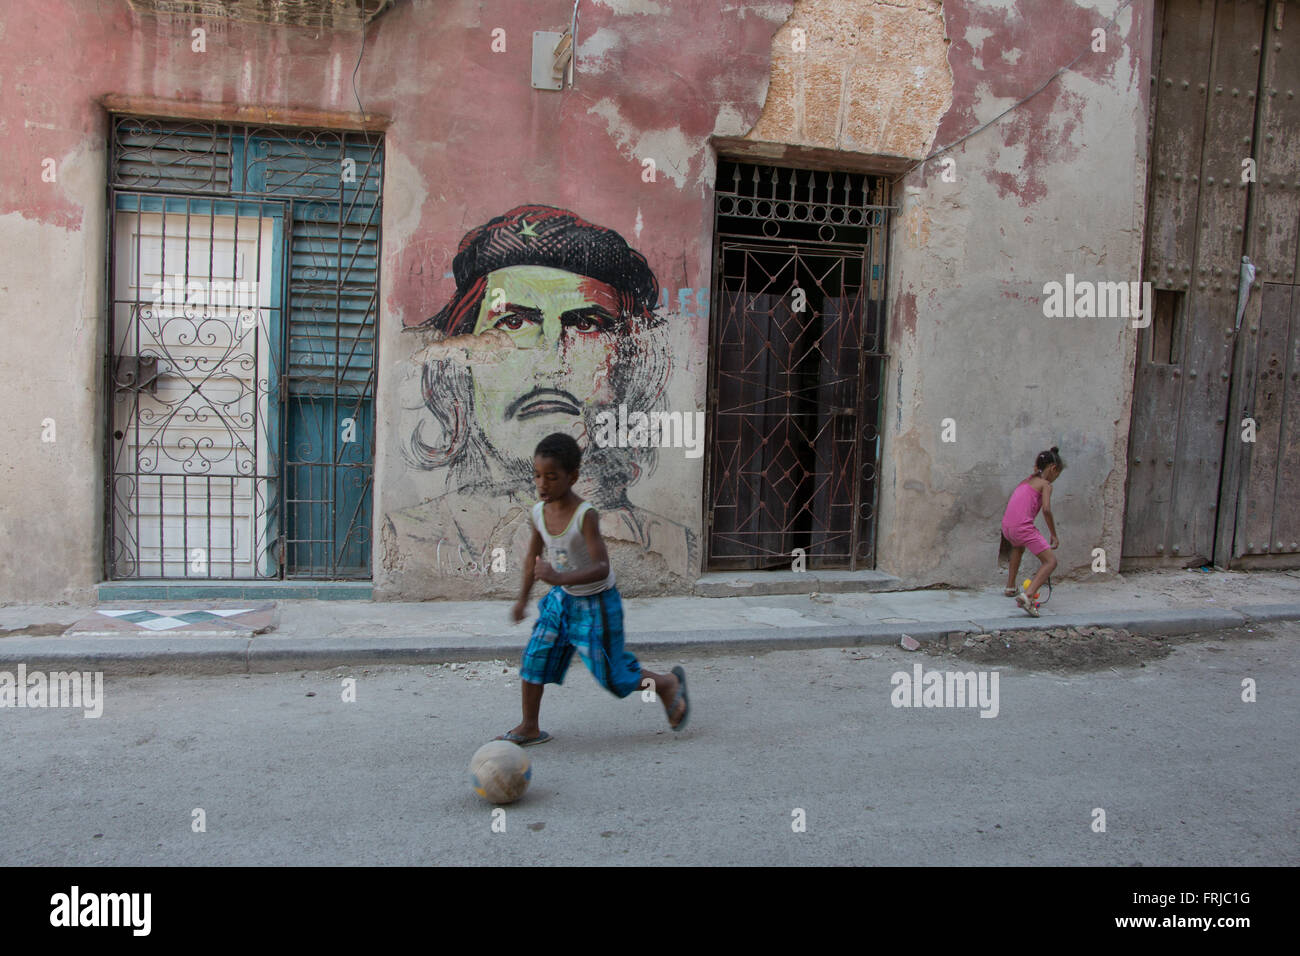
[1125,0,1299,568]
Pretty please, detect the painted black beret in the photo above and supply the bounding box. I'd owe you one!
[424,204,659,334]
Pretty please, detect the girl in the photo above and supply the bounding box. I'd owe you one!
[1001,447,1064,617]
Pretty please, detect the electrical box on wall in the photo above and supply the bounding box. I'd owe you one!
[532,1,580,90]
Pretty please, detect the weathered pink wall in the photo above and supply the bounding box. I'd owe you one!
[0,0,788,601]
[1,0,782,295]
[879,0,1153,587]
[0,0,1155,602]
[930,0,1148,206]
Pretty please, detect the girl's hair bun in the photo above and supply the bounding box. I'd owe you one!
[1035,445,1066,472]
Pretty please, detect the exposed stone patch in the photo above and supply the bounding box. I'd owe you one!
[747,0,953,159]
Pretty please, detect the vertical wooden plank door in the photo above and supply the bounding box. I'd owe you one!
[1124,0,1297,568]
[1226,0,1300,565]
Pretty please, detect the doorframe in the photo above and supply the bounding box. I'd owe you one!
[102,111,384,580]
[702,157,893,572]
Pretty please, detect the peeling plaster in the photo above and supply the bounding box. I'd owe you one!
[381,144,428,253]
[587,98,695,189]
[721,3,793,21]
[380,143,431,329]
[328,51,343,103]
[579,26,624,73]
[934,1,1128,207]
[712,101,749,138]
[592,0,668,15]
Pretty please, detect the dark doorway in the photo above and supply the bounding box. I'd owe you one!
[705,160,891,570]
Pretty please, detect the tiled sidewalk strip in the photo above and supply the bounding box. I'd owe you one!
[62,604,277,637]
[2,604,1296,676]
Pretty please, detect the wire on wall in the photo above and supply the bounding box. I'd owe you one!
[889,0,1138,190]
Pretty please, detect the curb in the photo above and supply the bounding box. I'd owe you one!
[966,608,1250,636]
[1234,603,1300,623]
[0,605,1293,676]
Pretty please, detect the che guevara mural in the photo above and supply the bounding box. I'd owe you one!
[382,204,699,592]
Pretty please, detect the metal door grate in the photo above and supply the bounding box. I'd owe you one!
[706,160,891,570]
[106,116,383,579]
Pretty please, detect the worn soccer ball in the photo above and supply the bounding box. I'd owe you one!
[469,741,532,804]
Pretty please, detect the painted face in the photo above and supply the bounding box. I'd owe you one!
[533,454,578,503]
[470,266,622,455]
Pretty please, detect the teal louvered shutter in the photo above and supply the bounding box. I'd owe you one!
[243,132,382,576]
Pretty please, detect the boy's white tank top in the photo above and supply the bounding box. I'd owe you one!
[532,500,615,597]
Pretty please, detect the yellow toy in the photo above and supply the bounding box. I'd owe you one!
[1022,578,1047,605]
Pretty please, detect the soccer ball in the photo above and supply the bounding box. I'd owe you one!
[469,741,532,804]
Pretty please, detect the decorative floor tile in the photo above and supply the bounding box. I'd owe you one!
[64,604,277,636]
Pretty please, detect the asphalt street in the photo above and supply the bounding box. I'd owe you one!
[3,623,1296,866]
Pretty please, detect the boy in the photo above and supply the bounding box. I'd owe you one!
[496,433,690,745]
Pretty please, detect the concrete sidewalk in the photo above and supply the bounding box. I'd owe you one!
[2,568,1298,674]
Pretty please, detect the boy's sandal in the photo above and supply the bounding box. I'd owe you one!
[669,666,690,732]
[493,730,553,747]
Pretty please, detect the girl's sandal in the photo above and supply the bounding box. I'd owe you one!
[1003,587,1019,597]
[1016,590,1040,618]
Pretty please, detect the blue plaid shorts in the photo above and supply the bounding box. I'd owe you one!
[520,585,643,698]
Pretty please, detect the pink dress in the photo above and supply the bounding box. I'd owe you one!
[1002,480,1050,554]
